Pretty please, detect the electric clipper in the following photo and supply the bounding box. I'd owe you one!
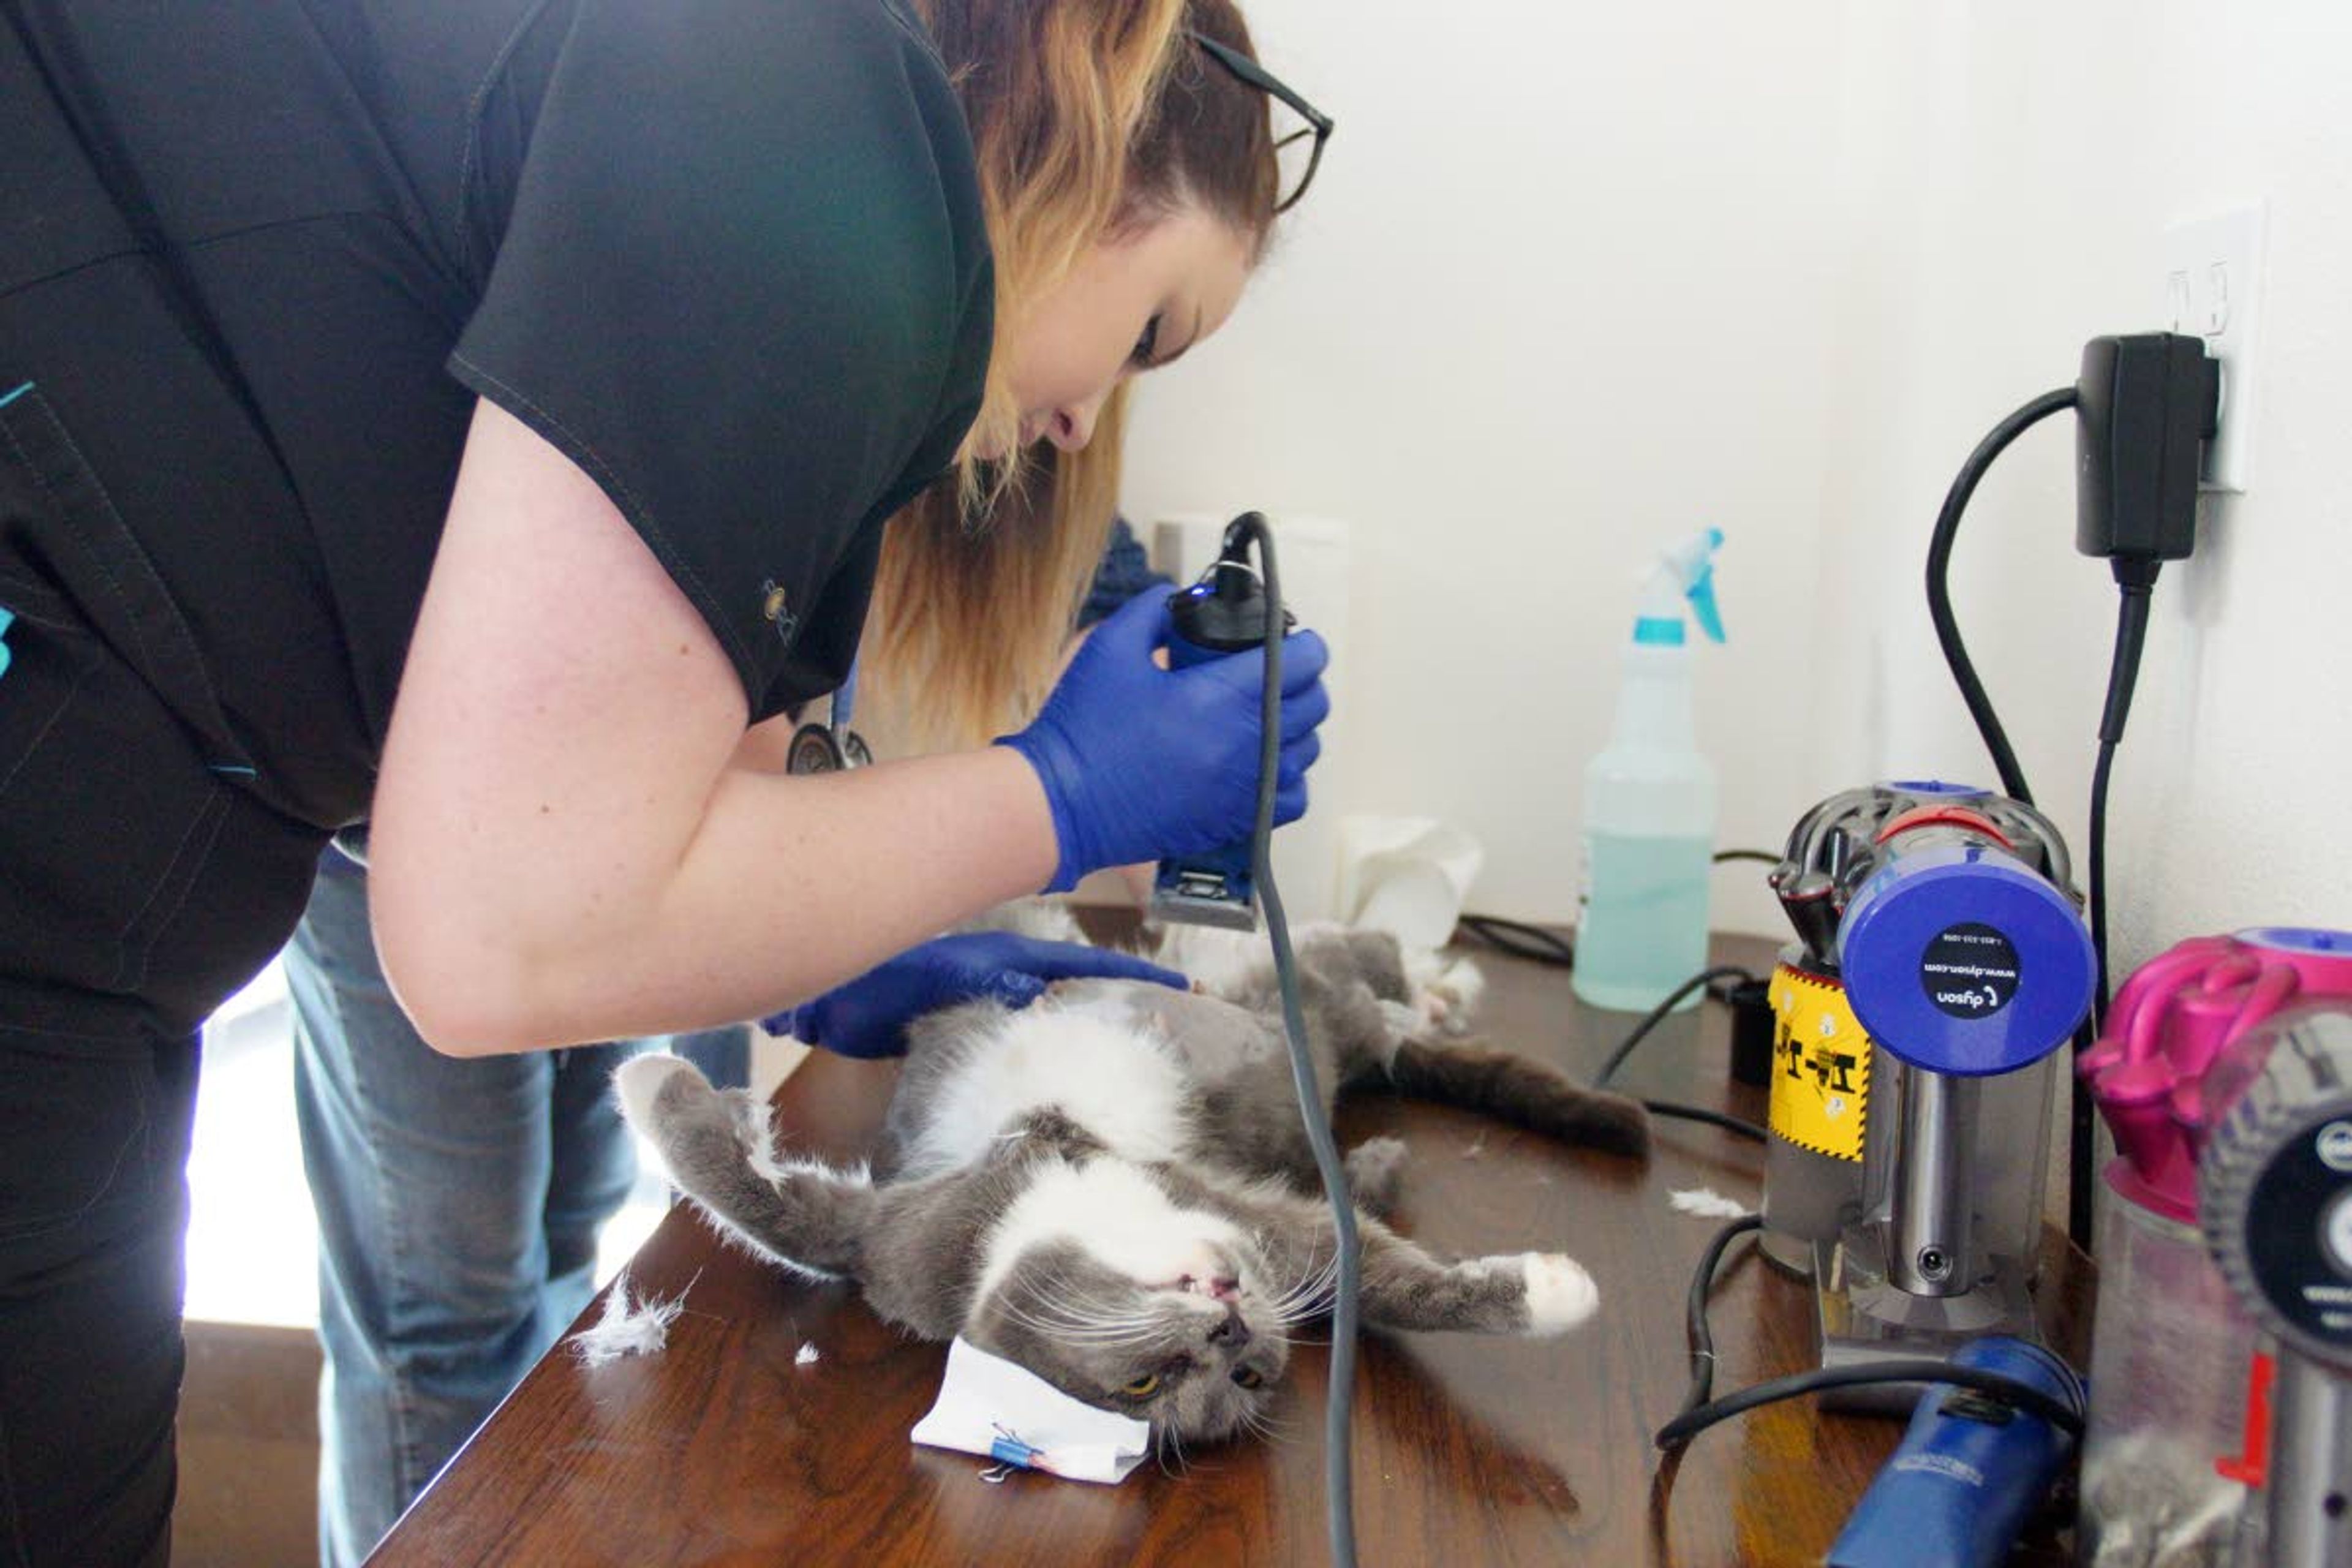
[1150,513,1292,930]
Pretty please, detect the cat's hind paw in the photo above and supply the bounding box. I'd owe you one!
[1403,952,1486,1035]
[1517,1252,1600,1336]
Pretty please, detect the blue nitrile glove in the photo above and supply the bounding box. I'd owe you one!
[761,932,1188,1059]
[995,589,1330,894]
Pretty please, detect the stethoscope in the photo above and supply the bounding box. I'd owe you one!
[785,657,873,774]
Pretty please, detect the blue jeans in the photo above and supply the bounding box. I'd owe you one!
[289,846,747,1567]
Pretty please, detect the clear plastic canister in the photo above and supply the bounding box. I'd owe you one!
[2076,1169,2261,1567]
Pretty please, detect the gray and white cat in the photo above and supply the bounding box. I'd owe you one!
[614,916,1646,1447]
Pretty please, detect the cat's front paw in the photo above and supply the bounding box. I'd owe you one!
[612,1052,704,1135]
[1343,1136,1410,1216]
[1517,1251,1599,1336]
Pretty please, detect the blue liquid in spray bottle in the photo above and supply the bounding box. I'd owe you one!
[1573,529,1726,1011]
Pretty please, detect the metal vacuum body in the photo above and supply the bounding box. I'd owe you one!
[1760,782,2097,1406]
[2200,997,2352,1568]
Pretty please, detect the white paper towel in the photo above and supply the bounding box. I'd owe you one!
[911,1336,1153,1484]
[1333,814,1485,950]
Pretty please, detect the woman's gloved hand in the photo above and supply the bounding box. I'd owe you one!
[996,589,1330,893]
[763,932,1187,1059]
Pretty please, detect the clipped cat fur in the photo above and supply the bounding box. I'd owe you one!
[614,916,1646,1447]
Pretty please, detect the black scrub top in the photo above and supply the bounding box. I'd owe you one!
[17,0,992,827]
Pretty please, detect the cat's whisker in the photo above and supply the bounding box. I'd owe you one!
[1270,1251,1343,1321]
[1011,1306,1157,1344]
[994,1305,1159,1346]
[1009,1275,1161,1343]
[1275,1246,1340,1298]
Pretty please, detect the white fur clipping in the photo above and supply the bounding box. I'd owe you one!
[567,1270,687,1368]
[1668,1187,1754,1220]
[795,1342,821,1368]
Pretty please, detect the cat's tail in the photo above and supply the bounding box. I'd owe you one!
[612,1054,874,1280]
[1379,1039,1651,1159]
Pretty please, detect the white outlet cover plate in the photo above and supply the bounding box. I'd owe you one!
[2162,202,2267,493]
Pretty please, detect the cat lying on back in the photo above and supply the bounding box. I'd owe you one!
[614,914,1647,1447]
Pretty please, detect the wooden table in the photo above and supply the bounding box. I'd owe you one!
[370,928,2092,1567]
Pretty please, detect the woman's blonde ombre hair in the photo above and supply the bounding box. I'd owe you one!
[862,0,1282,751]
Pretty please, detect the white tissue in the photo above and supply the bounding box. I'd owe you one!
[911,1336,1152,1484]
[1669,1187,1754,1219]
[1334,815,1485,950]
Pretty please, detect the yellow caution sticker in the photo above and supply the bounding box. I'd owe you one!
[1767,963,1872,1161]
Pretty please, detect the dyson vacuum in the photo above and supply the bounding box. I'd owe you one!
[2076,927,2352,1567]
[1760,780,2097,1393]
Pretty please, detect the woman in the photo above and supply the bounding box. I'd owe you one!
[0,0,1329,1561]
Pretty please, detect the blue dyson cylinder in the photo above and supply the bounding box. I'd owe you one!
[1839,837,2097,1076]
[1828,1337,2086,1568]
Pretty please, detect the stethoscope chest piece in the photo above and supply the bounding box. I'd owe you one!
[785,722,872,775]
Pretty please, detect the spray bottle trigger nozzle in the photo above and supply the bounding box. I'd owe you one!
[1688,565,1725,644]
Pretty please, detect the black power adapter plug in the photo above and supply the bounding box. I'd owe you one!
[2075,333,2221,565]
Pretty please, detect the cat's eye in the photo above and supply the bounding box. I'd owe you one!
[1120,1373,1162,1398]
[1232,1366,1265,1390]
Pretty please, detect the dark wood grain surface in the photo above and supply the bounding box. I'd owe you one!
[369,928,2092,1567]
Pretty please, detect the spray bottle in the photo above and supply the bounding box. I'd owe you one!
[1573,528,1724,1012]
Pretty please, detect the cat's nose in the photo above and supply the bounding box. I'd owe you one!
[1207,1307,1251,1349]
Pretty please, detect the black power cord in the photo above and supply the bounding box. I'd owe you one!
[1924,385,2079,810]
[1656,1213,2087,1453]
[1919,382,2100,1247]
[2088,559,2158,1030]
[1455,855,1773,972]
[1227,514,1360,1568]
[1589,964,1768,1144]
[1674,1213,1762,1420]
[1455,913,1575,969]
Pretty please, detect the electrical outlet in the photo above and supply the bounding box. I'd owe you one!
[2161,202,2267,492]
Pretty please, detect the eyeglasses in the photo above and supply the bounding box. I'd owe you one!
[1187,32,1333,215]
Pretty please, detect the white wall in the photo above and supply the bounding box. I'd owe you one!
[1121,0,1849,937]
[1810,0,2352,981]
[1123,0,2352,967]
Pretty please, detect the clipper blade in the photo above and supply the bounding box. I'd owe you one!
[1149,868,1259,931]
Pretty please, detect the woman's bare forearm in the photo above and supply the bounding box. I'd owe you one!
[371,401,1059,1054]
[401,747,1057,1054]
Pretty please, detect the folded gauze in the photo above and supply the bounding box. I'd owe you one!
[911,1336,1152,1484]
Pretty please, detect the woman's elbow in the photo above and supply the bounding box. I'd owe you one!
[369,872,562,1057]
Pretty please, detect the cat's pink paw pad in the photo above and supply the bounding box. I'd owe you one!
[1414,957,1485,1033]
[1518,1252,1599,1335]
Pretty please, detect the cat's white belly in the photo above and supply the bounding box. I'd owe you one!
[973,1156,1250,1309]
[899,995,1191,1176]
